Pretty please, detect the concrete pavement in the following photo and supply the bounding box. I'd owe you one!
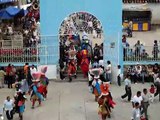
[0,81,160,120]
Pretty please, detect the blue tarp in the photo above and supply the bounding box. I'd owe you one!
[0,9,12,19]
[16,9,28,16]
[5,6,20,16]
[0,6,21,19]
[0,0,15,4]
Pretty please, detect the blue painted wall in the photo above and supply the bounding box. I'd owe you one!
[40,0,122,66]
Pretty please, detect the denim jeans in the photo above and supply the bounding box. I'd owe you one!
[106,73,112,83]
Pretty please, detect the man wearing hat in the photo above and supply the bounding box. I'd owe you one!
[98,83,114,120]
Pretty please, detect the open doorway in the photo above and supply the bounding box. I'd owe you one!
[59,12,104,81]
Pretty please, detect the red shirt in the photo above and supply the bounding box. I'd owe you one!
[150,87,155,94]
[6,66,12,75]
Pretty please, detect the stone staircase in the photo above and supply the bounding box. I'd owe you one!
[54,69,88,82]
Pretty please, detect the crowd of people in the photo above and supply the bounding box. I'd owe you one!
[59,12,103,40]
[0,63,49,120]
[121,73,160,120]
[87,60,160,120]
[125,63,160,83]
[122,35,160,60]
[0,1,40,48]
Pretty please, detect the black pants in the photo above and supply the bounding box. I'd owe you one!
[154,90,160,101]
[131,74,137,83]
[121,86,132,101]
[148,75,154,83]
[6,110,13,120]
[117,75,121,86]
[137,74,141,82]
[60,71,65,80]
[7,75,13,88]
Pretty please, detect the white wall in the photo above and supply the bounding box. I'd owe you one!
[38,65,57,79]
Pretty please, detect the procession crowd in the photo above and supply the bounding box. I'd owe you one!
[0,63,49,120]
[87,59,160,120]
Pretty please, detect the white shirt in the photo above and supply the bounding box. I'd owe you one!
[155,77,160,83]
[30,67,37,75]
[132,108,141,120]
[82,31,88,40]
[88,21,93,27]
[117,69,121,76]
[106,64,111,73]
[132,95,143,106]
[93,29,97,37]
[8,26,13,34]
[33,29,38,37]
[99,49,103,57]
[136,66,142,74]
[99,60,104,66]
[4,99,14,111]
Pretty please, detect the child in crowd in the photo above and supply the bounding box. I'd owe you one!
[149,84,156,103]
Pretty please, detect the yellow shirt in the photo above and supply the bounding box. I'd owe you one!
[0,70,6,78]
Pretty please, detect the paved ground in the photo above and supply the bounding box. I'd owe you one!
[0,81,159,120]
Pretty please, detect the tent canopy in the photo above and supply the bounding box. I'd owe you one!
[16,9,28,17]
[0,0,15,4]
[5,6,21,16]
[0,6,27,19]
[0,9,12,19]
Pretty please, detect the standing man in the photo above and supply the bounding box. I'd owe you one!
[6,64,13,89]
[154,75,160,101]
[141,88,150,120]
[117,65,121,86]
[24,63,29,79]
[121,75,132,101]
[88,20,93,34]
[153,40,159,59]
[30,65,37,76]
[105,61,112,83]
[128,21,133,37]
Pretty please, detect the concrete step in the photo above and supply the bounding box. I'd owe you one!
[53,76,88,82]
[63,73,86,78]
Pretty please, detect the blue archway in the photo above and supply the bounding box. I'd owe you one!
[40,0,123,79]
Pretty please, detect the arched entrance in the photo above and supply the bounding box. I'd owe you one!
[40,0,122,80]
[59,12,104,62]
[59,12,104,79]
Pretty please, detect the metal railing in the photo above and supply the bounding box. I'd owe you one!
[0,45,59,65]
[123,46,160,62]
[0,47,38,63]
[0,40,23,48]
